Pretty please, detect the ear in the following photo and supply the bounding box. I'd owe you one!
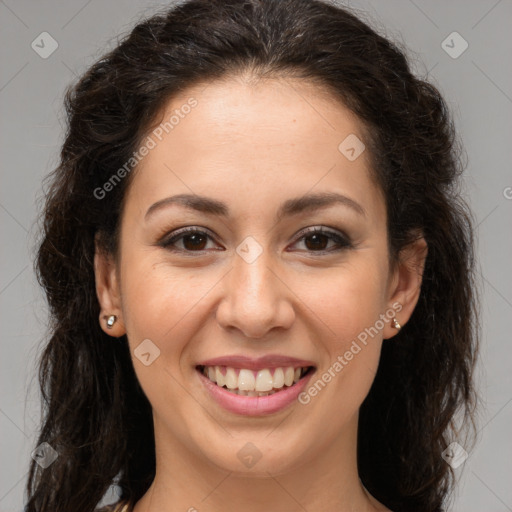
[94,234,126,337]
[383,233,428,340]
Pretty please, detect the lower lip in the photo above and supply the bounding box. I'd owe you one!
[197,368,315,416]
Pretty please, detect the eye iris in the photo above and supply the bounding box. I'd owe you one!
[183,233,207,250]
[305,233,329,251]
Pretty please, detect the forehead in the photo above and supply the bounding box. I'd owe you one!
[124,76,384,221]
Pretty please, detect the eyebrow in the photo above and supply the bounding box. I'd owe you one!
[144,191,366,222]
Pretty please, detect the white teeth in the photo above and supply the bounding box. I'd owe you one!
[215,366,225,387]
[255,369,274,392]
[225,367,238,389]
[238,369,256,391]
[273,368,285,389]
[225,388,278,396]
[202,365,311,393]
[284,367,295,386]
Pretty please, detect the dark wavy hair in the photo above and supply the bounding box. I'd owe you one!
[27,0,480,511]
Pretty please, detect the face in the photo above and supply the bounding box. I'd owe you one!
[95,76,426,477]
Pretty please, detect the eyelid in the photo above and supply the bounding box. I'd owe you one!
[288,226,353,254]
[292,225,351,245]
[158,226,219,250]
[157,225,353,253]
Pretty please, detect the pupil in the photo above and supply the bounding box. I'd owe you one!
[306,233,327,250]
[184,234,206,250]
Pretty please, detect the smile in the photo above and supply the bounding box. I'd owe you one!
[195,363,316,416]
[197,365,313,396]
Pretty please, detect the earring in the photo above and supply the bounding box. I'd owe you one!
[106,315,117,329]
[392,318,401,330]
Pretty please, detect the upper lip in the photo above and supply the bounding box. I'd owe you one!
[196,355,316,371]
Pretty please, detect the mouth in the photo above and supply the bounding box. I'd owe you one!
[195,365,315,397]
[194,354,317,416]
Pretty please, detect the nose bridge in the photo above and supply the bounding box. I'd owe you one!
[233,241,275,302]
[216,235,294,338]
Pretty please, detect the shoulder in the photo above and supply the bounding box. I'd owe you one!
[95,500,131,512]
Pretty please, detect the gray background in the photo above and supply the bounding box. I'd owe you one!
[1,0,511,510]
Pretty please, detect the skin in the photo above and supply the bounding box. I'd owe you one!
[95,74,427,512]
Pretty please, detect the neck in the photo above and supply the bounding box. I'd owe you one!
[132,412,386,512]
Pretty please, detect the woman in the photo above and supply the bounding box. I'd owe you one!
[27,0,479,511]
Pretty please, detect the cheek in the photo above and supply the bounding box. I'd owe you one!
[118,254,211,418]
[303,259,387,345]
[300,258,388,401]
[119,251,223,358]
[121,245,389,355]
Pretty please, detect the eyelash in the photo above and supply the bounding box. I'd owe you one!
[158,226,353,255]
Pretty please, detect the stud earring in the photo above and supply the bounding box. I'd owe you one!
[106,315,117,329]
[392,318,401,330]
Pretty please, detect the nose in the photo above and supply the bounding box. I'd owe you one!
[215,246,295,339]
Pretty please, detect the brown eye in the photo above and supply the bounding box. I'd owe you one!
[160,228,218,252]
[158,226,352,255]
[291,227,352,253]
[180,232,208,251]
[303,232,330,251]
